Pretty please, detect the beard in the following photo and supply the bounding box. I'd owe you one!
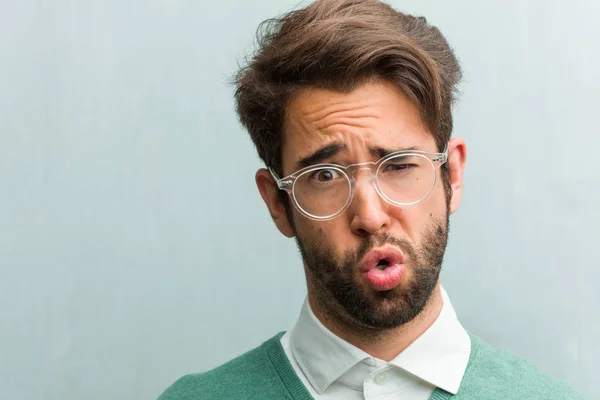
[294,214,449,332]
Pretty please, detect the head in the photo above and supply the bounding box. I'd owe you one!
[235,0,467,333]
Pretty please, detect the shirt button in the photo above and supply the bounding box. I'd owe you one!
[373,371,388,385]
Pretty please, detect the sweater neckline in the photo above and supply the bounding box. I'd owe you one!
[264,331,481,400]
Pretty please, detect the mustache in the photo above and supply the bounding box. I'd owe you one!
[349,232,417,264]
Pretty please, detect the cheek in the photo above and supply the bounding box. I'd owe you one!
[424,177,449,214]
[295,216,350,255]
[293,216,323,243]
[389,186,447,241]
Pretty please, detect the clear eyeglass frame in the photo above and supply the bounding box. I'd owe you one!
[269,147,449,221]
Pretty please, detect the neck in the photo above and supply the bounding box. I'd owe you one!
[308,282,443,362]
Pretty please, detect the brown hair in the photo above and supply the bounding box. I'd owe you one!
[235,0,461,189]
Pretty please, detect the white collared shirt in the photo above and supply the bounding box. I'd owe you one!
[280,287,471,399]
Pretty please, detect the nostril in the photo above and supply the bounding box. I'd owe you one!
[355,227,370,237]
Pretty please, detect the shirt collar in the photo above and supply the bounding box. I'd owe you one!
[289,286,471,395]
[289,297,368,394]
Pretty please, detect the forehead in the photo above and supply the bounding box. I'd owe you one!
[281,81,433,170]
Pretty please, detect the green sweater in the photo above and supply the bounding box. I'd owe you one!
[158,332,586,400]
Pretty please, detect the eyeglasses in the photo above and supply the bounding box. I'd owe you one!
[269,147,448,221]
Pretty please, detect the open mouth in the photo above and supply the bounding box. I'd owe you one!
[360,248,404,273]
[360,248,406,291]
[376,259,390,270]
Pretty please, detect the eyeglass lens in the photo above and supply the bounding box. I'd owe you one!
[292,154,436,218]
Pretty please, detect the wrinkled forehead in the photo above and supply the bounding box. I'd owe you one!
[281,81,434,174]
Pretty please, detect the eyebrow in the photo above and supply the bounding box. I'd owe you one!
[296,143,347,170]
[370,145,424,159]
[295,143,425,170]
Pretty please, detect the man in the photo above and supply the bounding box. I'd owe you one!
[159,0,585,399]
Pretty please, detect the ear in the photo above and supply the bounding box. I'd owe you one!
[255,168,295,238]
[446,137,467,214]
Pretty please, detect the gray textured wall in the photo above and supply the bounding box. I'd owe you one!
[1,1,598,398]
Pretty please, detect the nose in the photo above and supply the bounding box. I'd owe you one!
[348,170,391,237]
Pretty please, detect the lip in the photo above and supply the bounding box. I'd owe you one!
[359,247,405,273]
[359,246,406,291]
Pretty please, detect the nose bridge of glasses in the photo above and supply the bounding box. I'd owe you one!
[347,163,379,200]
[347,161,377,179]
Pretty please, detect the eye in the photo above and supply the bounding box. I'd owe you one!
[310,168,342,182]
[383,163,416,172]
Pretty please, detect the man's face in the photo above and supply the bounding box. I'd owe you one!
[260,80,465,331]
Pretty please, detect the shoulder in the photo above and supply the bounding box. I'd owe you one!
[457,334,587,399]
[157,332,288,400]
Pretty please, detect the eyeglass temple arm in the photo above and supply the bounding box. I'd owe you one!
[432,145,449,163]
[268,167,293,191]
